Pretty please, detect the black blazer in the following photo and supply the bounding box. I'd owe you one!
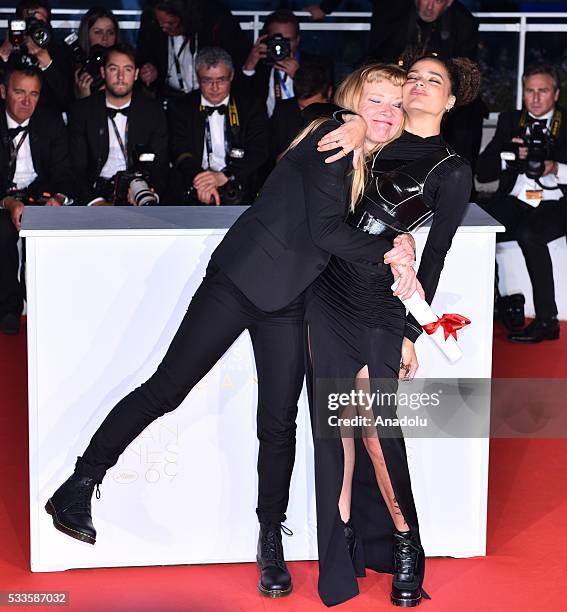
[476,107,567,195]
[168,90,269,201]
[67,90,169,204]
[136,0,251,96]
[269,97,303,159]
[210,120,393,312]
[0,102,73,199]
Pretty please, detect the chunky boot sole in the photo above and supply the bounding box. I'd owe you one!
[391,591,422,607]
[45,500,96,545]
[256,560,293,598]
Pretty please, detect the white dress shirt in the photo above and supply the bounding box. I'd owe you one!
[6,113,37,189]
[99,101,130,180]
[509,109,567,206]
[167,35,197,93]
[242,65,294,118]
[201,94,229,172]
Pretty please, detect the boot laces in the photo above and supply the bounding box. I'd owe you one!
[393,533,421,576]
[261,524,292,570]
[74,480,99,512]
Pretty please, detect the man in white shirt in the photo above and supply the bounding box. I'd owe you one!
[477,64,567,342]
[169,47,268,206]
[0,63,73,334]
[242,9,304,118]
[68,43,168,206]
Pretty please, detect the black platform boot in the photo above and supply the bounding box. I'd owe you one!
[390,530,430,607]
[256,523,293,598]
[45,474,100,545]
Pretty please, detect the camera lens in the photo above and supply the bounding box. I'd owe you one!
[130,178,158,206]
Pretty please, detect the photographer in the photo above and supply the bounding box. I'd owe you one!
[73,7,121,99]
[168,47,268,206]
[477,64,567,343]
[68,43,168,206]
[136,0,250,102]
[0,64,73,335]
[0,0,74,113]
[243,9,311,118]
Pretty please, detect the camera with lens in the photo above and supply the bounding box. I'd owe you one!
[4,185,52,205]
[7,17,52,67]
[501,119,552,181]
[113,148,159,206]
[264,34,290,65]
[64,33,107,94]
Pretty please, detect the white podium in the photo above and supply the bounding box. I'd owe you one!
[21,205,503,572]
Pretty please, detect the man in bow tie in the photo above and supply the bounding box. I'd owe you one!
[168,46,268,205]
[477,64,567,343]
[67,43,168,206]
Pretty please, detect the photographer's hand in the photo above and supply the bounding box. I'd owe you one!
[75,68,94,99]
[244,35,268,72]
[275,56,299,78]
[140,63,158,87]
[0,35,12,62]
[511,137,528,160]
[304,5,326,20]
[1,198,24,231]
[195,185,220,206]
[542,160,559,177]
[44,197,62,207]
[25,37,52,68]
[193,171,228,191]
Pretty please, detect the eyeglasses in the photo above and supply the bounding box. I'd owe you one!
[199,76,231,86]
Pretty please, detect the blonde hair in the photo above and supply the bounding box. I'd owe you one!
[288,63,407,210]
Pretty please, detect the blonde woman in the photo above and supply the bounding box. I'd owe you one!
[304,57,480,607]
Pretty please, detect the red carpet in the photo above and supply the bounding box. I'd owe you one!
[1,319,566,611]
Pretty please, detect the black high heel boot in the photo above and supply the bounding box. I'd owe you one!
[390,530,430,607]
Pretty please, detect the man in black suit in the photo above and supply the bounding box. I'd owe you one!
[305,0,485,170]
[169,46,268,205]
[270,56,332,162]
[46,112,418,597]
[137,0,250,102]
[477,64,567,343]
[68,43,168,206]
[243,9,312,119]
[0,0,74,114]
[0,64,73,334]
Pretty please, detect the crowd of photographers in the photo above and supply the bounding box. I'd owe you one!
[0,0,565,342]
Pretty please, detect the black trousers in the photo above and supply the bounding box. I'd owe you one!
[479,194,567,319]
[0,210,23,318]
[77,263,305,525]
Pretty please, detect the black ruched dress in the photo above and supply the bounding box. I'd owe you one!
[304,131,472,606]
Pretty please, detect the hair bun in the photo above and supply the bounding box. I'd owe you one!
[448,57,481,106]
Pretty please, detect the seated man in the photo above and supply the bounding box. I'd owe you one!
[68,43,168,206]
[270,56,332,162]
[0,0,74,113]
[0,64,73,335]
[477,64,567,343]
[168,46,269,206]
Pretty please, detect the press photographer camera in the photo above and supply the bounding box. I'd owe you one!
[6,16,51,66]
[264,34,290,65]
[113,149,159,207]
[500,119,555,184]
[64,33,106,95]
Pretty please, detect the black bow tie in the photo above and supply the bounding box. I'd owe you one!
[7,125,28,139]
[204,104,227,116]
[527,116,547,126]
[107,107,130,119]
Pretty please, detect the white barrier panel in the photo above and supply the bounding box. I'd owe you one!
[22,206,501,572]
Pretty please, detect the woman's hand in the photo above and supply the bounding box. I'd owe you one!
[384,233,415,267]
[399,338,418,380]
[390,263,422,301]
[317,114,367,167]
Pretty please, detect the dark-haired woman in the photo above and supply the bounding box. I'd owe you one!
[136,0,250,101]
[307,55,480,607]
[75,7,121,99]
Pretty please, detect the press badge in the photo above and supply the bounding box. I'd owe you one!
[524,188,543,207]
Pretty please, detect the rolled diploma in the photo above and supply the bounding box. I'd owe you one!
[392,280,463,363]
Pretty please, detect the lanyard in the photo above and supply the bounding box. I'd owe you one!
[9,129,29,178]
[170,36,195,92]
[274,69,292,100]
[109,115,129,166]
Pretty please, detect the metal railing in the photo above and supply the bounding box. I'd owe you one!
[1,8,566,109]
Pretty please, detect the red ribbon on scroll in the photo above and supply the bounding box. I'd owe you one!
[422,314,471,341]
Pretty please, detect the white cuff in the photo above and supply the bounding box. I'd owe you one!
[555,162,567,185]
[242,68,255,77]
[87,197,104,207]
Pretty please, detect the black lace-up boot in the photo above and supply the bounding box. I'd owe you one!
[256,523,293,597]
[391,530,431,607]
[45,474,100,545]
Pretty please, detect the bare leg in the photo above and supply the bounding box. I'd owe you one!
[357,365,410,532]
[339,437,355,522]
